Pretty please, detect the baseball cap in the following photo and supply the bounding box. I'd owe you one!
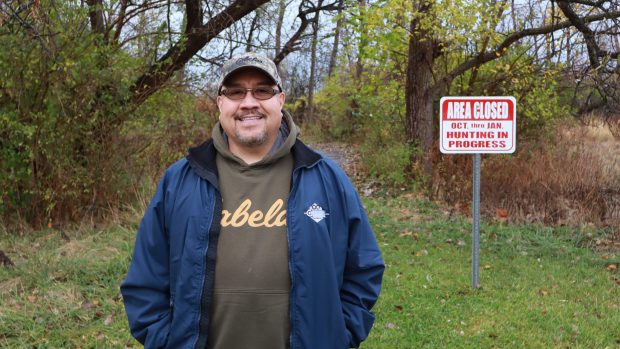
[217,52,282,92]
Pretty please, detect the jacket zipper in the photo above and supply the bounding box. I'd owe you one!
[287,168,300,349]
[194,191,223,349]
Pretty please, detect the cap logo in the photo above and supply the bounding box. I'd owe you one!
[236,56,263,65]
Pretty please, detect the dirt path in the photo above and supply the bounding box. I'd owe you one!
[309,142,366,187]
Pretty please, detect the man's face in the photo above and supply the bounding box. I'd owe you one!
[216,68,286,152]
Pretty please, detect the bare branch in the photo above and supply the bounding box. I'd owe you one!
[112,0,128,43]
[557,0,602,67]
[131,0,269,104]
[435,8,620,93]
[273,0,341,65]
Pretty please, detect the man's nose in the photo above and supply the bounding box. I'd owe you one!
[239,90,260,108]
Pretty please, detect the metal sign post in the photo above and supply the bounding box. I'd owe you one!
[439,96,516,289]
[472,153,481,289]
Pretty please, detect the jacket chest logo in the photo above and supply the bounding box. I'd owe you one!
[305,203,329,223]
[221,199,286,227]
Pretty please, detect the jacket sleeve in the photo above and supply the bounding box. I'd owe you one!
[120,175,172,348]
[340,182,385,348]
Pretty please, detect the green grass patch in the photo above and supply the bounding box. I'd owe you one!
[0,225,137,347]
[362,196,620,348]
[0,196,618,348]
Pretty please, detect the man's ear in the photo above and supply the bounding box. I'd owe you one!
[216,95,222,111]
[278,91,286,107]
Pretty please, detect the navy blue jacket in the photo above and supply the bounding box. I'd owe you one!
[121,139,384,348]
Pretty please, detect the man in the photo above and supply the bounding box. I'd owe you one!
[121,52,384,349]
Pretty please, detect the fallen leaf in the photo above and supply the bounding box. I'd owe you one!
[495,208,509,218]
[539,289,549,296]
[457,240,466,247]
[400,209,412,216]
[483,264,491,270]
[607,264,618,271]
[398,229,420,240]
[415,249,428,257]
[384,322,396,329]
[104,315,113,326]
[399,230,412,238]
[394,305,403,312]
[27,295,36,303]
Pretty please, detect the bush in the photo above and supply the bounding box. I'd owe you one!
[312,66,417,187]
[432,120,619,226]
[0,0,212,229]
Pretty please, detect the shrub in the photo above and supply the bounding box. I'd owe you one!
[0,0,211,229]
[432,120,619,226]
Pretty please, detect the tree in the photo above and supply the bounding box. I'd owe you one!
[0,0,355,226]
[306,0,323,123]
[404,0,620,175]
[0,0,269,226]
[131,0,270,104]
[274,1,342,66]
[328,0,345,77]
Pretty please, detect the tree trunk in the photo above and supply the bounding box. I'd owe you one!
[355,0,366,80]
[86,0,105,35]
[405,0,437,176]
[275,0,286,56]
[246,12,260,52]
[307,10,320,124]
[328,0,345,77]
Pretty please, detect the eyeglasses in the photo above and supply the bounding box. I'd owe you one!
[219,86,280,100]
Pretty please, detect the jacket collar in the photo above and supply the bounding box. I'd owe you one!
[187,139,220,189]
[186,138,322,189]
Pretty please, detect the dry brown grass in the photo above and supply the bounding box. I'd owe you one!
[433,121,620,227]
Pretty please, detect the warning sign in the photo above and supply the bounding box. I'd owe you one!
[439,96,516,154]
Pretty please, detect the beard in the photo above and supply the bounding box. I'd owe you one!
[233,110,268,146]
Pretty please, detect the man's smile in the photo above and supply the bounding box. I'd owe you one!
[235,113,266,125]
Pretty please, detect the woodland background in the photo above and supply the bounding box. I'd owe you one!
[1,0,619,229]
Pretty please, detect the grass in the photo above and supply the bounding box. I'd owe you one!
[0,225,137,347]
[361,195,619,349]
[0,195,618,348]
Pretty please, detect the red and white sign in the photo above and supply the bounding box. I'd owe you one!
[440,96,516,154]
